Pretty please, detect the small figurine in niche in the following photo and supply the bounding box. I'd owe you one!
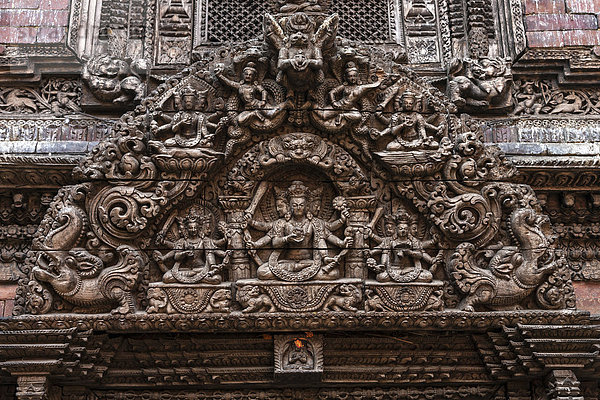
[513,81,543,115]
[367,209,434,283]
[215,62,287,126]
[373,90,441,151]
[283,339,314,370]
[153,207,225,284]
[247,181,352,281]
[314,62,380,128]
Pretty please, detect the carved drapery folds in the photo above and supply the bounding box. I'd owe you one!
[14,11,575,317]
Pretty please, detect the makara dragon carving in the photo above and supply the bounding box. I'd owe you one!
[15,10,575,316]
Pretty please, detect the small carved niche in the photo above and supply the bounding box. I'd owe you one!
[274,334,323,383]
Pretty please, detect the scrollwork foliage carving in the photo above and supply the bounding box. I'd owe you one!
[15,10,574,316]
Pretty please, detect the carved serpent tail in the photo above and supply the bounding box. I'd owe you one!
[41,205,87,251]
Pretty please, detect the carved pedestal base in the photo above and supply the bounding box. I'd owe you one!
[236,279,362,312]
[147,282,232,314]
[375,150,449,176]
[364,281,444,311]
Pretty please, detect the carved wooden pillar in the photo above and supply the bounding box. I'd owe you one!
[219,197,252,281]
[15,375,49,400]
[546,370,584,400]
[344,196,376,279]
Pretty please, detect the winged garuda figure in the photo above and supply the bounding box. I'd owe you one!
[264,12,338,96]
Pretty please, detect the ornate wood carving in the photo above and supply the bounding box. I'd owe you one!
[12,10,575,319]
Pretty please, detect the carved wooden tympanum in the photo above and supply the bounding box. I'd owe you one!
[15,10,574,318]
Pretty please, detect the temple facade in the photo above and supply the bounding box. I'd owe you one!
[0,0,599,398]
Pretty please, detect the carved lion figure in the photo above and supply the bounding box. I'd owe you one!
[82,54,144,104]
[364,288,387,312]
[323,284,361,311]
[236,285,276,312]
[205,289,232,312]
[146,287,168,313]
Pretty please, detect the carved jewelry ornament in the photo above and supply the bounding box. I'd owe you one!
[15,10,575,317]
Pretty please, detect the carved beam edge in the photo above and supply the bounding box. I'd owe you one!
[0,310,596,333]
[0,323,598,390]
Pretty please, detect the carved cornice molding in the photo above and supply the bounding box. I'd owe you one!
[0,310,593,332]
[481,324,600,380]
[0,154,86,190]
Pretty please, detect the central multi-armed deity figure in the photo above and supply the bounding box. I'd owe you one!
[246,181,352,281]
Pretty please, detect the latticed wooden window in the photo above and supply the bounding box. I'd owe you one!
[332,0,392,42]
[195,0,397,44]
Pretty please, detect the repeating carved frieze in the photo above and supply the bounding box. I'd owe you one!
[0,79,82,115]
[14,10,574,318]
[512,80,600,116]
[92,385,501,400]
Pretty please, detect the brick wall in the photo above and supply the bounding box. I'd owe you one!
[0,283,16,317]
[573,282,600,314]
[525,0,600,47]
[0,0,69,45]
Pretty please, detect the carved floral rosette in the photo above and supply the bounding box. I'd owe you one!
[14,10,575,317]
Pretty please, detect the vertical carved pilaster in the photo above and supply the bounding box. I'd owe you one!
[219,197,252,281]
[344,196,376,280]
[16,375,49,400]
[546,370,584,400]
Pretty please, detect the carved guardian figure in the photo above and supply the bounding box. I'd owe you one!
[28,201,144,314]
[449,208,557,311]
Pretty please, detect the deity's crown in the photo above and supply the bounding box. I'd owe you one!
[179,85,196,97]
[385,208,412,224]
[183,207,211,224]
[400,90,417,100]
[346,61,358,73]
[243,62,258,74]
[287,181,310,198]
